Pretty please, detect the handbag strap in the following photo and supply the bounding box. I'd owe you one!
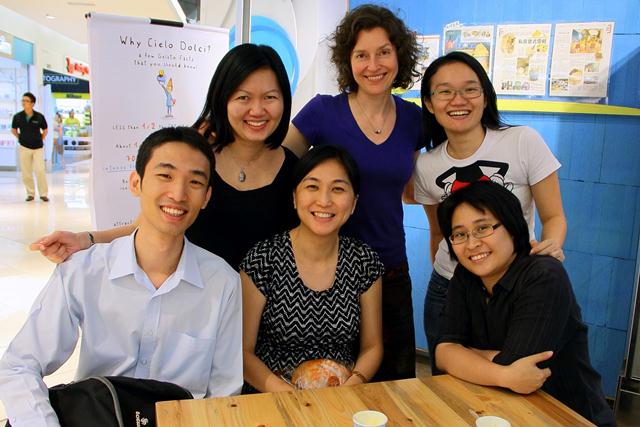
[91,377,124,427]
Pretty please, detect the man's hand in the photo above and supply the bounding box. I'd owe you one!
[503,351,553,394]
[29,231,89,263]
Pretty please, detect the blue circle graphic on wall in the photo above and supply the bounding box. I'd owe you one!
[230,16,299,95]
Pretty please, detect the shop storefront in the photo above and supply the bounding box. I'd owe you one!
[43,69,92,165]
[0,30,33,170]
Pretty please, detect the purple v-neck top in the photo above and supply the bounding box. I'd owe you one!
[293,93,424,268]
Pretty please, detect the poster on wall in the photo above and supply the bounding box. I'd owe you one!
[493,24,551,96]
[443,23,494,77]
[407,35,440,91]
[549,22,614,97]
[87,13,228,229]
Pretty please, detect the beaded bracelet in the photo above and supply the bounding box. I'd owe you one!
[350,370,368,383]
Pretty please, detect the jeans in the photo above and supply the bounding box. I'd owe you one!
[371,261,416,381]
[423,269,450,374]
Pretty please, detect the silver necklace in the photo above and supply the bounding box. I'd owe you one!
[354,95,391,135]
[224,147,265,183]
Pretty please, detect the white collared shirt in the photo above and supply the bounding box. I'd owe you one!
[0,233,242,427]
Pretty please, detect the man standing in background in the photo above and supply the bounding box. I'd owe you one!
[11,92,49,202]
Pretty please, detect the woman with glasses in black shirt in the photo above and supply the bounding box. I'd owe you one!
[435,181,614,427]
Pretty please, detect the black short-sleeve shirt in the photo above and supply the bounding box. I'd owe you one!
[438,255,615,427]
[185,147,298,270]
[12,110,48,149]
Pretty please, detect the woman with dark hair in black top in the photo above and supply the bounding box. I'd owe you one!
[31,44,297,270]
[435,181,615,427]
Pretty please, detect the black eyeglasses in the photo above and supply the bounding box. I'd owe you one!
[449,223,501,245]
[430,86,483,101]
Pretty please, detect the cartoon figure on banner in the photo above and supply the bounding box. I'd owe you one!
[156,70,176,117]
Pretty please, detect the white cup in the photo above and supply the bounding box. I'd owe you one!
[353,410,388,427]
[475,415,511,427]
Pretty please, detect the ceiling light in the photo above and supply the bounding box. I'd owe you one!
[45,14,56,19]
[67,2,97,5]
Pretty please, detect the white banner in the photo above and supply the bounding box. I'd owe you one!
[87,13,228,229]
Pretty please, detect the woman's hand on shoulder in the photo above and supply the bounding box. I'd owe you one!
[29,231,89,263]
[530,238,565,262]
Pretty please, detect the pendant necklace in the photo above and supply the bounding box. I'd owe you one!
[225,147,265,183]
[354,95,391,135]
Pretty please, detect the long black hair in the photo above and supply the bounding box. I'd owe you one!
[193,44,292,152]
[420,51,508,150]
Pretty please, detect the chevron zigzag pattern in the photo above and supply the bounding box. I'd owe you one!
[240,232,384,376]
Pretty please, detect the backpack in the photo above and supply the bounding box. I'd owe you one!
[6,376,193,427]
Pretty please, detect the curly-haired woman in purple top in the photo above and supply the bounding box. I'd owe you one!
[284,4,424,381]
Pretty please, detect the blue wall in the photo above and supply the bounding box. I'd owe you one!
[351,0,640,396]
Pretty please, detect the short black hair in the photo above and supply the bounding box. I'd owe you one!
[193,43,291,152]
[420,51,507,150]
[22,92,36,103]
[135,127,215,186]
[437,181,531,261]
[291,145,361,196]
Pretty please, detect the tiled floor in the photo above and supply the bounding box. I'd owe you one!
[0,159,92,421]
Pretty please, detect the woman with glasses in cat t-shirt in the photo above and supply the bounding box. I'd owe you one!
[413,52,567,372]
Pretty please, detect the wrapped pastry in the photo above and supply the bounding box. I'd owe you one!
[291,359,351,389]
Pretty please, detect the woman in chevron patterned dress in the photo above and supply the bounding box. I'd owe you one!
[241,145,384,392]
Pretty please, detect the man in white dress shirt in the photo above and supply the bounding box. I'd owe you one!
[0,127,242,426]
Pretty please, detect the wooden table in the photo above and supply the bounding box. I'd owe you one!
[156,375,594,426]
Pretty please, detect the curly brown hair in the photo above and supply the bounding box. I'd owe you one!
[330,4,420,93]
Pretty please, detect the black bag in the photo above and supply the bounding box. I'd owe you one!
[45,376,193,427]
